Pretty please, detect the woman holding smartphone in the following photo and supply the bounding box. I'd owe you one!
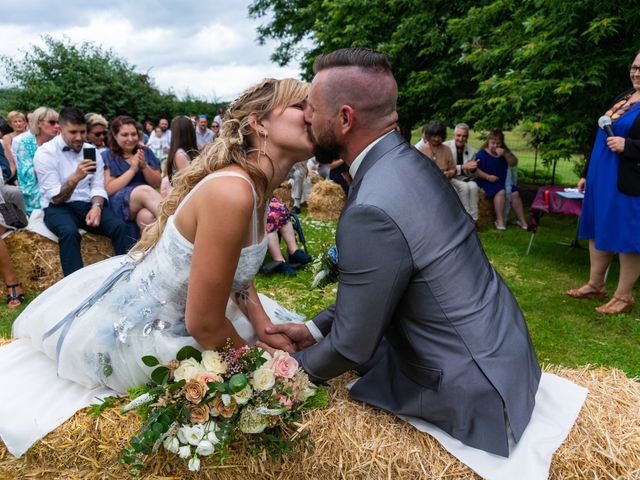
[102,115,162,237]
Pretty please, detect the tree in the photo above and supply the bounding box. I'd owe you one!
[1,37,225,122]
[250,0,640,166]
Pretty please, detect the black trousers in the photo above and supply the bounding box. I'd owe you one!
[43,201,136,276]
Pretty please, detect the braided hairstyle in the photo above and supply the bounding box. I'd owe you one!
[130,78,309,257]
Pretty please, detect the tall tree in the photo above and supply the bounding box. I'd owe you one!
[250,0,640,166]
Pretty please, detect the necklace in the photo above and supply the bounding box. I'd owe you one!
[605,93,638,123]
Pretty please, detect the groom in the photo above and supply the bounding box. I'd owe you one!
[263,48,541,457]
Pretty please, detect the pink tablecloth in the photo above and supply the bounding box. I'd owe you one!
[527,186,583,232]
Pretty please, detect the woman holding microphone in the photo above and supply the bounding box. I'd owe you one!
[566,51,640,314]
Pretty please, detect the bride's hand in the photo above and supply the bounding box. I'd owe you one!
[257,329,296,353]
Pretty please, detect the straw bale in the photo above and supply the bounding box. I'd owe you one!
[477,189,494,228]
[4,231,115,293]
[308,172,323,185]
[307,180,345,221]
[0,364,638,479]
[272,181,293,210]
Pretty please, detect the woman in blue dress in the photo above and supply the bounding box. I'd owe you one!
[475,129,528,230]
[102,116,163,239]
[566,52,640,314]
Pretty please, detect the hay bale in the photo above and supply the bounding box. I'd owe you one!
[477,189,494,228]
[4,231,115,293]
[307,180,345,221]
[0,365,638,479]
[272,181,293,210]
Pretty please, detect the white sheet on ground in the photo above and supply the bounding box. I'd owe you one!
[0,339,116,457]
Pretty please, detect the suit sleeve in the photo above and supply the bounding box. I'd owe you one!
[294,204,413,382]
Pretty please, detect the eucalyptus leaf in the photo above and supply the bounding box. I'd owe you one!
[141,355,160,367]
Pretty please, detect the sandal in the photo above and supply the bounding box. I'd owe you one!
[565,284,607,300]
[6,283,24,309]
[595,295,635,314]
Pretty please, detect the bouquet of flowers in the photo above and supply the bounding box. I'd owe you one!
[310,244,339,289]
[91,343,326,474]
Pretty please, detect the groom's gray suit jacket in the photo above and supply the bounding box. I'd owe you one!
[294,131,541,457]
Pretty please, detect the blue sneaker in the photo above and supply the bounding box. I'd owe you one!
[288,249,312,267]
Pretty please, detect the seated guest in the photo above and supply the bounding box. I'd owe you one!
[84,113,109,155]
[166,116,199,178]
[475,129,528,230]
[262,197,312,276]
[161,115,199,197]
[102,115,162,236]
[2,111,28,183]
[15,107,60,216]
[418,121,456,180]
[210,120,221,139]
[34,107,134,276]
[443,123,480,221]
[147,126,169,162]
[195,114,214,151]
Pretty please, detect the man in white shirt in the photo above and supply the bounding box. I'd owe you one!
[443,123,480,221]
[158,118,171,147]
[34,107,134,276]
[195,115,214,150]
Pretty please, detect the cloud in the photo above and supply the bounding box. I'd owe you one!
[0,0,303,100]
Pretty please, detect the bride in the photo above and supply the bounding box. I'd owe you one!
[0,78,313,455]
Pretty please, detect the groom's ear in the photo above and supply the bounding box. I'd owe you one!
[338,105,354,134]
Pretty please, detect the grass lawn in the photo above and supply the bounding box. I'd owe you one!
[1,212,638,379]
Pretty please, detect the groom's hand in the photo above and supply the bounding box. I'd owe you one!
[265,324,317,350]
[257,330,296,353]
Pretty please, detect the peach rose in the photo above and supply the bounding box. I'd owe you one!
[189,404,210,424]
[185,379,207,404]
[210,396,236,418]
[269,350,299,379]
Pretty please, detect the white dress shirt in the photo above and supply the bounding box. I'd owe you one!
[34,135,107,209]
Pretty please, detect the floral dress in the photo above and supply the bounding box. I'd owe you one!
[14,134,41,215]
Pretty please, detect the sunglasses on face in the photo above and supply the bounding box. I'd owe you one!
[46,119,59,125]
[92,131,107,137]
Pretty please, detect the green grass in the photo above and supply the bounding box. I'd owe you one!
[1,213,638,378]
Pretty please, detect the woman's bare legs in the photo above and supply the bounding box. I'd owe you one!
[0,227,23,306]
[493,189,506,228]
[596,252,640,312]
[128,185,161,220]
[267,231,285,262]
[510,192,528,228]
[279,222,298,255]
[566,240,613,298]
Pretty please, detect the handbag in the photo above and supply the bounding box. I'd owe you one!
[0,202,28,228]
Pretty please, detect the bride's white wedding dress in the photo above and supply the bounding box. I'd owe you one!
[0,172,305,456]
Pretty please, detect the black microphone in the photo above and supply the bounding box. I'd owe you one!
[598,115,614,137]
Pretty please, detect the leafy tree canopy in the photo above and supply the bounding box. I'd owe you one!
[1,36,225,123]
[250,0,640,164]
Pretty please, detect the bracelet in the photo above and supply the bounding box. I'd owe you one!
[92,202,103,210]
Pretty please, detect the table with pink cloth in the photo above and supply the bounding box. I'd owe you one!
[527,185,583,232]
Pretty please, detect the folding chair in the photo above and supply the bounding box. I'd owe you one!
[289,212,308,254]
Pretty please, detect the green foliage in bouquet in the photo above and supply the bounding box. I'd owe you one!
[91,343,326,475]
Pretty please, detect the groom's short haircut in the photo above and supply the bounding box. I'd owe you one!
[313,47,392,74]
[312,48,397,130]
[58,107,86,127]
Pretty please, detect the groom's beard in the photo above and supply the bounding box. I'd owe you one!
[311,125,342,165]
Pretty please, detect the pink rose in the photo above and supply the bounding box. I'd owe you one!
[198,373,223,384]
[269,350,299,379]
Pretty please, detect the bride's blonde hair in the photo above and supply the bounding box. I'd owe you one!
[130,78,309,257]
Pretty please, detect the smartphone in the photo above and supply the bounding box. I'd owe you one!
[83,147,97,173]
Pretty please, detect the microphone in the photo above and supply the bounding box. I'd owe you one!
[598,115,614,137]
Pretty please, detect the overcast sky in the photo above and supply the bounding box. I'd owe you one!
[0,0,304,101]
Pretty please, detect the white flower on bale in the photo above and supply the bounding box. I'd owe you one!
[195,439,215,456]
[251,367,276,391]
[177,424,205,446]
[173,358,205,382]
[178,445,191,459]
[232,384,253,405]
[188,456,201,471]
[163,436,180,454]
[238,407,269,434]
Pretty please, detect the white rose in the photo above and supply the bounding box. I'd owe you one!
[261,350,273,362]
[188,456,201,471]
[163,436,180,454]
[201,351,227,375]
[174,358,204,382]
[251,367,276,392]
[232,384,253,405]
[195,439,215,456]
[178,424,205,446]
[178,445,191,459]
